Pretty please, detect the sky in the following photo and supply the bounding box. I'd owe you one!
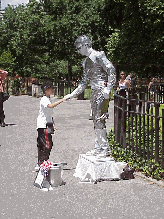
[1,0,33,10]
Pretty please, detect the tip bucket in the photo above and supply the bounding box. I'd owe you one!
[47,163,63,187]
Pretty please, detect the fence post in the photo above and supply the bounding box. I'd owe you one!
[155,102,160,163]
[151,107,154,159]
[114,94,119,143]
[147,105,150,159]
[114,94,117,141]
[122,96,127,148]
[139,91,144,113]
[162,109,164,169]
[142,100,146,158]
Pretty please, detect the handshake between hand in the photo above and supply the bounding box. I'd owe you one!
[63,94,72,100]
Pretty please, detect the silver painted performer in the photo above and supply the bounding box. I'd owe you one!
[65,35,116,157]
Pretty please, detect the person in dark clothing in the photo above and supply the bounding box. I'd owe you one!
[148,77,155,102]
[0,70,8,127]
[126,71,136,89]
[0,92,5,127]
[126,71,137,114]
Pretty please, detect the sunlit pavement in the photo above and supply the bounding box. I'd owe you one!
[0,95,163,219]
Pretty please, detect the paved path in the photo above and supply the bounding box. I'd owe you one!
[0,95,164,219]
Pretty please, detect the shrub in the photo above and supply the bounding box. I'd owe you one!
[108,130,164,180]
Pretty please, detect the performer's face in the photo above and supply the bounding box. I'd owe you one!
[76,44,87,56]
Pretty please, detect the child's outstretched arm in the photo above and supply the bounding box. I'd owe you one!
[48,98,66,108]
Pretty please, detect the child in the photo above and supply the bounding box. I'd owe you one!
[36,81,65,171]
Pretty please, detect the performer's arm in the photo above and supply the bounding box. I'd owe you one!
[64,71,88,100]
[100,52,116,93]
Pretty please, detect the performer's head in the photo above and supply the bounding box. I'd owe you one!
[75,35,92,56]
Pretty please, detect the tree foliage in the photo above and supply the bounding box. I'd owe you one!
[106,0,164,78]
[0,0,163,79]
[0,50,16,74]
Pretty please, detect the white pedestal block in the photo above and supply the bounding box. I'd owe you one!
[74,154,127,182]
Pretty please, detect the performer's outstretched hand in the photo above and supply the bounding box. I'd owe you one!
[64,94,72,100]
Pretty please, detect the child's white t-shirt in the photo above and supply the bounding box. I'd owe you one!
[37,96,53,129]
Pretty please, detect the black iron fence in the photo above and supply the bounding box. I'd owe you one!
[114,87,164,169]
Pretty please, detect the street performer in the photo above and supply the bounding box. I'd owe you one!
[64,35,116,157]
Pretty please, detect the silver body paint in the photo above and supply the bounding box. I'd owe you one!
[65,40,116,153]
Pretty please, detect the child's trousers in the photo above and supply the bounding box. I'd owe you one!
[37,128,53,165]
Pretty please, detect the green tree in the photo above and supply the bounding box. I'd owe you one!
[1,1,53,77]
[106,0,164,78]
[0,50,16,74]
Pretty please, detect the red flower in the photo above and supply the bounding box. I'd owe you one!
[16,75,19,79]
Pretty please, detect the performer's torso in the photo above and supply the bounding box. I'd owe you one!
[83,51,108,89]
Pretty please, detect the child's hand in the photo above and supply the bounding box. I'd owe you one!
[54,126,57,131]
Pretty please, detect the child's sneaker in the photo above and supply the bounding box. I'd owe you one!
[35,164,40,172]
[40,187,48,192]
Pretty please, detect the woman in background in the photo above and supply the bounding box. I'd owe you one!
[117,71,130,97]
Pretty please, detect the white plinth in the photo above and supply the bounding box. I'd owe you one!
[74,154,127,182]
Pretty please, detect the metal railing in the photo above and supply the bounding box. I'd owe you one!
[114,88,164,169]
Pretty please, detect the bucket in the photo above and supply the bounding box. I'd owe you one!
[47,163,63,187]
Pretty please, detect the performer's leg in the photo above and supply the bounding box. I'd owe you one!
[87,90,110,156]
[94,129,102,151]
[93,94,111,155]
[100,128,111,153]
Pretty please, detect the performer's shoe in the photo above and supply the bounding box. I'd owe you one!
[96,150,111,158]
[86,149,99,156]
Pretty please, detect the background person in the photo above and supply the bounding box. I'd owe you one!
[64,35,116,157]
[117,71,130,97]
[148,77,155,102]
[0,69,8,127]
[126,71,137,112]
[126,71,136,89]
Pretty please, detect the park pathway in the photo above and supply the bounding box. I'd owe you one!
[0,95,164,219]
